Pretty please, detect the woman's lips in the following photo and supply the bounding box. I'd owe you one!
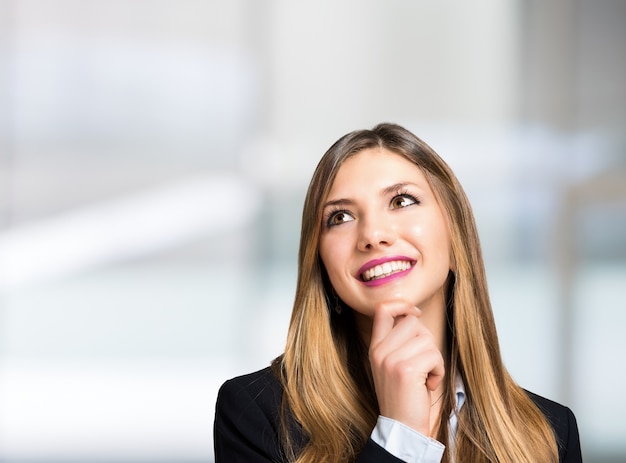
[358,257,415,284]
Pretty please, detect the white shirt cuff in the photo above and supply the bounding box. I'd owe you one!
[370,415,445,463]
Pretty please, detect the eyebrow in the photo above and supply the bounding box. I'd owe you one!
[322,198,354,209]
[381,182,417,196]
[322,182,420,210]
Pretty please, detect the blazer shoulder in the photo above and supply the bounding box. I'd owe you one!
[214,366,287,462]
[216,366,284,424]
[220,366,283,397]
[526,390,583,463]
[525,390,573,431]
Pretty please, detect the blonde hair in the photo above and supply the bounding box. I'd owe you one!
[273,123,558,462]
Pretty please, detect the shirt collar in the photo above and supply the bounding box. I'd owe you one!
[454,373,466,412]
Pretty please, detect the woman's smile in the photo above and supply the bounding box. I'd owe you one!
[358,256,415,285]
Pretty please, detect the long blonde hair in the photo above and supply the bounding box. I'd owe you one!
[273,123,558,462]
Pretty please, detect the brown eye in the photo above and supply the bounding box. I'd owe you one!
[327,210,354,227]
[391,195,417,209]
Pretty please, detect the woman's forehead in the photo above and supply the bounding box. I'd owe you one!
[327,148,428,196]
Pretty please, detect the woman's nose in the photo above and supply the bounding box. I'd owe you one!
[356,214,397,251]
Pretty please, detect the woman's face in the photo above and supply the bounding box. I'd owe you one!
[319,147,452,320]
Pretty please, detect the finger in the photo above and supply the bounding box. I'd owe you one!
[372,313,424,358]
[370,301,421,349]
[425,352,446,391]
[381,332,442,381]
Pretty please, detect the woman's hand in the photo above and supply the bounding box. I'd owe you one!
[368,300,445,436]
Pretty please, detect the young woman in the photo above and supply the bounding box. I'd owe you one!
[214,123,582,462]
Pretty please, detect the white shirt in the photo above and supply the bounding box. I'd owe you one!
[370,375,466,462]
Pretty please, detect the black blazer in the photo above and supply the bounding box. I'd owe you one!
[214,367,582,462]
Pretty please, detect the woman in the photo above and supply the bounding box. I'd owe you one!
[214,123,582,462]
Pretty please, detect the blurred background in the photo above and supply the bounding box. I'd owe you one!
[0,0,624,461]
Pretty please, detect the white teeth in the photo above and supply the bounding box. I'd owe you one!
[362,260,412,282]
